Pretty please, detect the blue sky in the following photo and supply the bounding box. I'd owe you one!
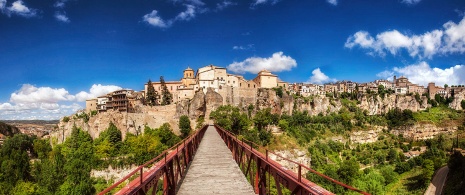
[1,0,465,120]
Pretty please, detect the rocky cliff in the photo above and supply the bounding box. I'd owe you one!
[450,91,465,110]
[358,94,428,115]
[391,123,457,140]
[53,88,461,144]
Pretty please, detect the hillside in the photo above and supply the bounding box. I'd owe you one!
[0,121,21,137]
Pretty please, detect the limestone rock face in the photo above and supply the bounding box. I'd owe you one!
[256,89,281,114]
[358,94,428,115]
[269,149,310,175]
[294,96,342,116]
[391,123,457,140]
[189,90,206,119]
[350,127,383,144]
[176,100,190,118]
[205,88,224,120]
[281,92,294,116]
[450,91,465,110]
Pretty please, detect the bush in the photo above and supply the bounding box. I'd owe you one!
[62,116,70,122]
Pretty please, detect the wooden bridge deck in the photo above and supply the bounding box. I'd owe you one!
[177,126,255,195]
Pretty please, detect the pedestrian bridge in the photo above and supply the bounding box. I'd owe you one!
[99,125,369,195]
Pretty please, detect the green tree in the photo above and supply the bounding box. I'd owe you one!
[145,79,158,106]
[60,125,96,195]
[0,134,34,190]
[179,115,191,138]
[420,159,434,187]
[160,76,173,105]
[461,100,465,110]
[253,108,273,131]
[34,145,66,194]
[195,116,205,130]
[33,138,52,160]
[337,159,360,185]
[210,105,250,134]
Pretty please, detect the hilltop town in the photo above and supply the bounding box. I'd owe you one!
[84,64,465,114]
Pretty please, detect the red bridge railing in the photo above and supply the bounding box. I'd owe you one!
[215,124,370,195]
[98,125,208,195]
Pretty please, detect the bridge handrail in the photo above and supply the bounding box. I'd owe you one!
[214,124,370,195]
[98,125,209,195]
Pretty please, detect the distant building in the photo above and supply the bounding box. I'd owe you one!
[85,99,97,113]
[252,69,278,89]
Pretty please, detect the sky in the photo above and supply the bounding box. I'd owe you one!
[1,0,465,120]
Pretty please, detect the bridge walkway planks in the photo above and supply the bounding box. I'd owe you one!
[177,126,255,195]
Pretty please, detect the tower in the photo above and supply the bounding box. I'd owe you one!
[183,67,194,79]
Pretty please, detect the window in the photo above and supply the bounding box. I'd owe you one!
[211,81,213,84]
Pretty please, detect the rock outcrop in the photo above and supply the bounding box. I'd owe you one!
[269,149,310,175]
[205,88,223,120]
[294,96,342,116]
[358,94,428,115]
[391,123,457,140]
[349,127,384,144]
[256,89,281,114]
[189,90,206,119]
[450,91,465,110]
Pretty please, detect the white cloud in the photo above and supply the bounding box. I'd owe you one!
[7,0,37,17]
[10,84,75,104]
[401,0,421,5]
[376,70,394,80]
[143,10,170,28]
[327,0,337,6]
[376,62,465,86]
[232,44,254,50]
[0,0,6,10]
[75,84,122,102]
[345,17,465,59]
[308,68,336,84]
[216,1,235,11]
[54,0,70,8]
[252,0,279,7]
[0,84,122,120]
[175,4,196,21]
[227,51,297,74]
[55,11,69,23]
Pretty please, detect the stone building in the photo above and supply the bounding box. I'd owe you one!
[85,99,97,113]
[252,69,278,89]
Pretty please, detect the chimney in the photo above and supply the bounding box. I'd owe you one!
[393,75,397,82]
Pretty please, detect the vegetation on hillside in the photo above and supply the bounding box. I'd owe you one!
[209,97,464,195]
[0,121,21,136]
[0,121,183,194]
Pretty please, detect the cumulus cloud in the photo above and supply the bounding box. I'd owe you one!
[0,84,122,120]
[308,68,336,84]
[401,0,421,5]
[143,10,170,28]
[232,44,254,50]
[376,62,465,87]
[55,11,69,23]
[75,84,122,102]
[6,0,37,17]
[327,0,337,6]
[10,84,75,104]
[227,52,297,74]
[345,17,465,59]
